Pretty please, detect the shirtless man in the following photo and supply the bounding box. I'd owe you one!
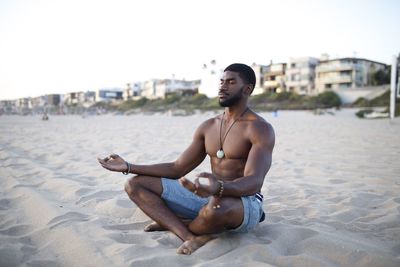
[98,63,275,255]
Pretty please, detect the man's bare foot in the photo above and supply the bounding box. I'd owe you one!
[144,219,193,232]
[177,235,213,255]
[144,222,165,232]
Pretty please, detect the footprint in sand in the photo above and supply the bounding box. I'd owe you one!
[12,182,44,189]
[76,190,122,205]
[24,259,59,267]
[103,222,145,231]
[152,232,182,248]
[74,187,93,197]
[107,233,144,244]
[328,179,347,184]
[0,224,32,236]
[47,212,91,229]
[0,198,12,210]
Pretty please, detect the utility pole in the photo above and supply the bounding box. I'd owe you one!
[390,55,398,119]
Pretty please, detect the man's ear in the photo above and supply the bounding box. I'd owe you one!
[243,84,253,96]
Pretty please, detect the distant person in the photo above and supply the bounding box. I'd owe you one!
[42,112,49,120]
[273,108,278,117]
[98,63,275,255]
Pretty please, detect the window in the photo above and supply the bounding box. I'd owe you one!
[291,74,300,81]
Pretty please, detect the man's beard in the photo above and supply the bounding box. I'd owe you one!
[219,87,244,107]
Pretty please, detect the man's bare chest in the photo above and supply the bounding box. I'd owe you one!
[204,126,251,159]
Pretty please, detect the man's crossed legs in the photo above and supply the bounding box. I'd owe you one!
[124,176,263,254]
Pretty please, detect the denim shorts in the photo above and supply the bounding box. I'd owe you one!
[161,178,265,233]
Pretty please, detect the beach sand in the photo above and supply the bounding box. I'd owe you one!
[0,109,399,267]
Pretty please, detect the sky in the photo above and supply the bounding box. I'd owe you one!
[0,0,399,100]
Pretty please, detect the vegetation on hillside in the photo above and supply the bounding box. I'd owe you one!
[88,90,343,114]
[54,89,399,118]
[353,90,400,117]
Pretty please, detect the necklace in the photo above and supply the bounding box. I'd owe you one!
[217,107,249,159]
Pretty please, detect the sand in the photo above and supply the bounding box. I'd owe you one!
[0,109,399,267]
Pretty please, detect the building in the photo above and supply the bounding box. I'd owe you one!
[0,100,17,114]
[251,63,269,95]
[285,57,319,95]
[315,58,388,93]
[46,94,61,107]
[123,82,142,101]
[64,91,85,105]
[159,78,200,96]
[140,79,161,99]
[63,91,96,106]
[16,97,32,110]
[141,78,200,99]
[263,62,287,93]
[95,88,123,102]
[31,95,47,109]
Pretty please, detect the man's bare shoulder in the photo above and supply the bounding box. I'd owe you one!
[246,112,275,142]
[194,114,221,136]
[247,111,273,128]
[198,114,221,129]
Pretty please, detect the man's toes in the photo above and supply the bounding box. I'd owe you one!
[144,222,164,232]
[177,244,192,255]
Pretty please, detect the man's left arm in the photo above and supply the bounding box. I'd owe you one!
[222,122,275,196]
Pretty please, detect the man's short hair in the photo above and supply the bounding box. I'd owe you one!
[224,63,256,92]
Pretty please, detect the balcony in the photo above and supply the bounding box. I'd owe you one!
[316,76,352,84]
[264,80,280,88]
[316,64,358,73]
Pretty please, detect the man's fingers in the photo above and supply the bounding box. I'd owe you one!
[179,177,196,191]
[194,177,201,189]
[98,157,107,164]
[110,154,119,159]
[197,172,213,178]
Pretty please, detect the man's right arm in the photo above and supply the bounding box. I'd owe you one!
[103,120,210,179]
[130,122,208,178]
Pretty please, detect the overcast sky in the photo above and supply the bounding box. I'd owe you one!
[0,0,399,100]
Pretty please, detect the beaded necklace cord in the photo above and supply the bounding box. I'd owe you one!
[216,107,249,159]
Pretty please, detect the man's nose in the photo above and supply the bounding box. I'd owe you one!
[219,82,227,91]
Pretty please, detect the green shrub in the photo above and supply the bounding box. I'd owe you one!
[315,91,341,107]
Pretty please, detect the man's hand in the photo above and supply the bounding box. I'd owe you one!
[97,154,128,173]
[179,172,220,198]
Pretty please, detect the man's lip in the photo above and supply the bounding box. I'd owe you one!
[218,93,228,98]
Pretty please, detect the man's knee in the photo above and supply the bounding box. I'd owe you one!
[124,175,163,198]
[199,198,243,226]
[124,175,143,197]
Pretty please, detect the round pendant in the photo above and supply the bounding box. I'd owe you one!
[216,149,225,159]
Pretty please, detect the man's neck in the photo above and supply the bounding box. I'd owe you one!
[224,104,249,122]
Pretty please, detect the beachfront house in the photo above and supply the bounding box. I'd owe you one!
[46,94,61,107]
[251,63,270,95]
[63,91,96,107]
[263,62,287,93]
[140,79,162,99]
[95,88,123,102]
[0,100,17,114]
[315,58,389,103]
[161,78,200,96]
[30,95,48,112]
[123,82,142,101]
[285,57,319,95]
[141,78,200,99]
